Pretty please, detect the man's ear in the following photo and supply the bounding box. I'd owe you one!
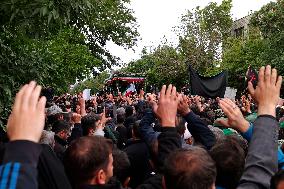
[96,169,106,185]
[58,130,65,138]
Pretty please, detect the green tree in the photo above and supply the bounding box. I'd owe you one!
[72,71,110,94]
[221,28,266,90]
[250,0,284,76]
[222,0,284,94]
[123,45,188,90]
[177,0,233,74]
[0,0,139,127]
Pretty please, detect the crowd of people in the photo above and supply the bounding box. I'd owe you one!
[0,65,284,189]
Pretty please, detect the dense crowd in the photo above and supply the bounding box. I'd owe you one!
[1,65,284,189]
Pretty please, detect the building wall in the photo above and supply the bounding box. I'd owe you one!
[231,15,252,38]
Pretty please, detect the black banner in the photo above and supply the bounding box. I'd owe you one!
[189,64,228,98]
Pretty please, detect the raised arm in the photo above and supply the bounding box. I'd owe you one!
[155,85,182,169]
[237,65,282,189]
[1,81,46,189]
[139,94,160,146]
[178,95,215,150]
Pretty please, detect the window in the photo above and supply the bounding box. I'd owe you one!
[234,27,244,38]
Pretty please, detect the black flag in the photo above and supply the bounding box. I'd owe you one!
[188,64,228,98]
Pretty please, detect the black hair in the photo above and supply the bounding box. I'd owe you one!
[63,136,113,188]
[52,120,70,134]
[117,114,125,124]
[164,147,216,189]
[209,135,245,189]
[112,149,131,184]
[81,113,100,136]
[125,106,133,117]
[132,120,141,139]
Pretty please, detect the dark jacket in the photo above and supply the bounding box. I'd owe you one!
[68,123,83,143]
[38,144,72,189]
[136,174,163,189]
[124,115,136,139]
[115,124,128,149]
[0,140,42,189]
[157,127,181,170]
[124,139,152,188]
[82,180,123,189]
[137,127,180,189]
[54,135,67,161]
[139,109,215,151]
[139,109,160,146]
[183,111,216,150]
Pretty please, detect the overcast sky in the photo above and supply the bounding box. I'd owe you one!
[106,0,274,67]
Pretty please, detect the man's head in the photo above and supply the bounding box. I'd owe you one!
[125,106,133,117]
[209,135,245,189]
[132,120,141,139]
[51,120,70,141]
[81,113,101,136]
[117,113,125,124]
[112,149,131,187]
[163,147,216,189]
[64,136,113,188]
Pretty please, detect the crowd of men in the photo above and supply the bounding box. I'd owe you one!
[1,65,284,189]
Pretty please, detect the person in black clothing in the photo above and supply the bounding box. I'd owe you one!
[138,84,217,189]
[115,114,128,149]
[124,106,136,139]
[52,120,70,161]
[124,121,152,188]
[111,149,131,188]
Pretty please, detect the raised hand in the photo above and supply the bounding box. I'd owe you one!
[217,98,249,133]
[100,108,111,129]
[178,95,191,116]
[7,81,46,142]
[155,85,181,127]
[126,96,133,105]
[248,65,282,117]
[72,113,82,124]
[139,89,145,100]
[79,97,86,116]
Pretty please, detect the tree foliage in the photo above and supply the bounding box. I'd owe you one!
[72,71,110,94]
[123,0,233,89]
[0,0,139,127]
[177,0,232,74]
[222,0,284,93]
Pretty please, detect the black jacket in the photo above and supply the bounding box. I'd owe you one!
[54,135,67,161]
[183,111,216,150]
[82,180,123,189]
[124,116,136,139]
[116,124,128,149]
[136,174,163,189]
[38,144,72,189]
[124,139,152,188]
